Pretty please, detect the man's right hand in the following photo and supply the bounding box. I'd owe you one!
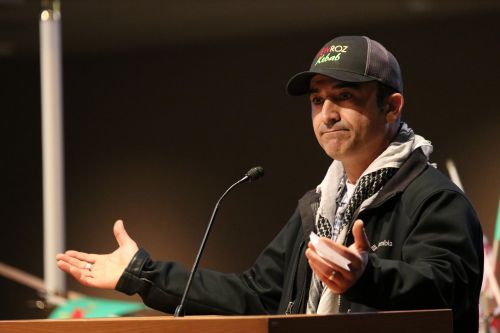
[56,220,139,289]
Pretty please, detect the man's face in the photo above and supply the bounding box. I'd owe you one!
[310,74,391,163]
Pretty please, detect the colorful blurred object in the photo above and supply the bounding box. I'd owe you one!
[49,296,146,319]
[495,198,500,241]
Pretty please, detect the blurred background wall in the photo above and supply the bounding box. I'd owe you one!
[1,0,499,319]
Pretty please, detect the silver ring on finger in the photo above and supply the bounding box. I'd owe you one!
[84,262,93,271]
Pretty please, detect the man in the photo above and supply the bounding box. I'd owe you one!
[57,36,483,332]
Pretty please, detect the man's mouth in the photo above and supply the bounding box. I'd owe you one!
[322,128,348,135]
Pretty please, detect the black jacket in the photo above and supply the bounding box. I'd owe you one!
[116,150,483,333]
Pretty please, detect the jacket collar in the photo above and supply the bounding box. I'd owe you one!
[298,190,320,240]
[296,148,429,237]
[367,148,429,209]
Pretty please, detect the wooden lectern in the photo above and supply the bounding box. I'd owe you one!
[0,309,452,333]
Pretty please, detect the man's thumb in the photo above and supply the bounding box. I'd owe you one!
[353,219,370,251]
[114,219,132,247]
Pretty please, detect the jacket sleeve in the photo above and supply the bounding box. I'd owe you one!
[115,208,303,315]
[343,188,483,317]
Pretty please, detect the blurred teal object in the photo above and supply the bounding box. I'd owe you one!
[49,296,146,319]
[495,197,500,240]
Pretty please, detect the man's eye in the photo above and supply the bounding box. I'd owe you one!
[311,96,323,105]
[338,92,352,100]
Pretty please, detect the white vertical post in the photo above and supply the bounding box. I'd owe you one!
[40,0,65,301]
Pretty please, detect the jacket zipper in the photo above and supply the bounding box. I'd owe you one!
[285,240,310,315]
[282,237,304,315]
[285,301,294,315]
[338,207,362,313]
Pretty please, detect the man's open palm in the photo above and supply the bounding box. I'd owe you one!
[56,220,139,289]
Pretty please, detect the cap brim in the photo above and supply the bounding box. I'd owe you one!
[286,69,375,96]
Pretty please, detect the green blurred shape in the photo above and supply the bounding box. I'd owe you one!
[49,296,146,319]
[495,197,500,241]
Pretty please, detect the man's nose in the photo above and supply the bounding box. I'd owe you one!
[321,99,340,124]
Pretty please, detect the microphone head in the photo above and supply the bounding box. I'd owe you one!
[245,166,264,181]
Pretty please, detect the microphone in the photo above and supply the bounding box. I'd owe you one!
[244,166,265,182]
[174,166,264,317]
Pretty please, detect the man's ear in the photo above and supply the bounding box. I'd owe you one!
[384,93,404,123]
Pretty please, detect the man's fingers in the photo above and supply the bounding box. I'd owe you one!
[306,248,348,277]
[58,259,99,288]
[57,253,91,269]
[352,219,371,252]
[68,265,96,287]
[57,261,91,283]
[62,250,96,264]
[313,237,360,263]
[114,219,132,247]
[307,256,346,293]
[306,248,333,272]
[56,260,72,274]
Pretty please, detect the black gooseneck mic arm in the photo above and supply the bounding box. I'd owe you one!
[174,166,264,317]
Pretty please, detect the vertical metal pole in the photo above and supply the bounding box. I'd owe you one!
[40,0,65,302]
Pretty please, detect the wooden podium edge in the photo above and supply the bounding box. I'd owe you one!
[0,309,452,333]
[268,309,453,333]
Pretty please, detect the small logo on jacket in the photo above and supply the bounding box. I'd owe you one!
[371,240,393,252]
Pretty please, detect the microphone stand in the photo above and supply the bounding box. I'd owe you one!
[174,168,262,317]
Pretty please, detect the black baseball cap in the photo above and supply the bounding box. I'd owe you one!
[286,36,403,95]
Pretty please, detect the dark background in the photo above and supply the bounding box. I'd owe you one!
[1,1,499,319]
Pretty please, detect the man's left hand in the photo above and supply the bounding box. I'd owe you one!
[305,219,370,294]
